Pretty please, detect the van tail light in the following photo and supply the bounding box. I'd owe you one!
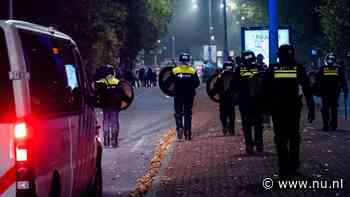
[13,121,36,197]
[14,123,27,139]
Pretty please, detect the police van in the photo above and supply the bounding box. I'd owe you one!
[0,20,102,197]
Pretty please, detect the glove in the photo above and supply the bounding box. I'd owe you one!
[308,110,315,123]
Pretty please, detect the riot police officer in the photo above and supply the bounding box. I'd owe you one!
[317,53,348,131]
[257,54,268,71]
[212,62,237,135]
[168,53,200,140]
[95,65,124,148]
[236,51,265,154]
[262,45,315,178]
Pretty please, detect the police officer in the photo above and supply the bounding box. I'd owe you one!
[257,54,268,71]
[317,53,348,131]
[168,53,200,140]
[95,65,123,148]
[262,45,315,178]
[212,62,237,135]
[236,51,265,154]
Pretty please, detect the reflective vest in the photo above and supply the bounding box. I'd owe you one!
[96,75,120,88]
[239,68,259,78]
[321,66,339,77]
[273,67,297,79]
[172,65,196,77]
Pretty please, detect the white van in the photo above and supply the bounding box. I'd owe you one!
[0,20,102,197]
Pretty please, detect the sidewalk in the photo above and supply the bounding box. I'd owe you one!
[147,89,350,197]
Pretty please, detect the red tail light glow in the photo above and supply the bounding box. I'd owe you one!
[14,122,27,139]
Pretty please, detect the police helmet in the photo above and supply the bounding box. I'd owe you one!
[179,53,191,64]
[105,64,115,76]
[277,44,295,65]
[241,51,256,66]
[325,53,336,66]
[223,61,235,71]
[257,54,264,62]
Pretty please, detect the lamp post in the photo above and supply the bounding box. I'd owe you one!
[223,0,229,61]
[172,36,176,60]
[208,0,213,64]
[9,0,13,19]
[269,0,278,64]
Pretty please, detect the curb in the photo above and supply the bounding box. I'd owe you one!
[144,132,177,197]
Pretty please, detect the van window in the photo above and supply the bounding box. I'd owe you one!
[0,28,16,122]
[19,30,82,117]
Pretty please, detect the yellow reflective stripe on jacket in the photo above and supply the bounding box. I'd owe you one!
[172,65,196,75]
[274,70,297,78]
[96,76,120,85]
[323,69,338,76]
[240,69,258,78]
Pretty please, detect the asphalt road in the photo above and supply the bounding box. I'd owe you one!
[96,87,174,197]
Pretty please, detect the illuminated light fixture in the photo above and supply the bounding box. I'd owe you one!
[14,122,27,139]
[211,35,215,41]
[16,148,28,162]
[192,3,198,10]
[52,47,59,54]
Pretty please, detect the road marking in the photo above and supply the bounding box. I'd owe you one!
[131,136,146,152]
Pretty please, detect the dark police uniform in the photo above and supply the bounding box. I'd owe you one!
[171,64,200,140]
[236,52,265,154]
[96,72,123,148]
[212,63,237,135]
[318,64,348,131]
[262,45,315,178]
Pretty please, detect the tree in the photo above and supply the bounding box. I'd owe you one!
[319,0,350,58]
[120,0,174,70]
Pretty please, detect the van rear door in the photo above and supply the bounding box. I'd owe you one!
[0,27,16,196]
[19,30,74,197]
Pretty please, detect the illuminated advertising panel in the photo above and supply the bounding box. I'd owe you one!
[242,27,291,64]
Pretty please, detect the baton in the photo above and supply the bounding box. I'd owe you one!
[345,95,348,120]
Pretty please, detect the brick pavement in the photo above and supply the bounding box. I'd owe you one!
[147,89,350,197]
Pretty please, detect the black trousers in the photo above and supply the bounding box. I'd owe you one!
[219,103,235,131]
[272,110,301,175]
[321,96,338,130]
[174,95,195,137]
[239,108,263,150]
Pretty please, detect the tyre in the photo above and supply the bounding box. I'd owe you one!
[49,171,61,197]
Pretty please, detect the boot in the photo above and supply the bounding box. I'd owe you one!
[103,133,110,147]
[177,128,184,140]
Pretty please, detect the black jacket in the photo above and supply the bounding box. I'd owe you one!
[211,70,237,107]
[317,65,348,98]
[170,65,200,96]
[262,63,314,115]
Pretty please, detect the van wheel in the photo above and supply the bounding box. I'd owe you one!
[49,171,61,197]
[92,166,103,197]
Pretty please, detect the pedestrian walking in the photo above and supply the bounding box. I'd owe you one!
[139,67,145,87]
